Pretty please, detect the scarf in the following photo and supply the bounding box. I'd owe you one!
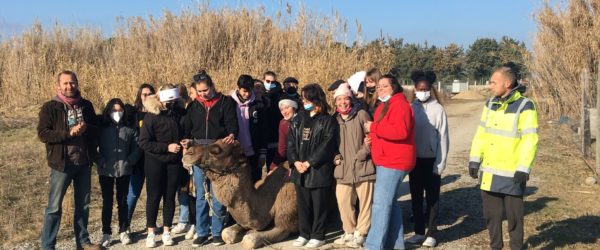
[57,90,82,107]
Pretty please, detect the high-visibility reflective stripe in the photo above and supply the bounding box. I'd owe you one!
[516,165,530,174]
[481,97,533,139]
[480,167,515,177]
[521,128,537,135]
[484,127,520,138]
[469,157,481,163]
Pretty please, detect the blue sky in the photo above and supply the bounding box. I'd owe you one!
[0,0,545,48]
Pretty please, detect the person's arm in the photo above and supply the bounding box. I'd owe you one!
[223,97,239,138]
[138,116,169,154]
[38,103,71,144]
[286,121,299,167]
[515,100,539,174]
[306,116,339,168]
[434,107,449,175]
[370,101,412,141]
[127,128,143,165]
[355,111,372,162]
[469,102,489,170]
[271,119,289,166]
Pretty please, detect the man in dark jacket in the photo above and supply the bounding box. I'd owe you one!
[262,71,283,166]
[37,70,100,250]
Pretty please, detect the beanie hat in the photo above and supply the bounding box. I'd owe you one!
[278,99,298,110]
[283,77,299,85]
[333,83,353,100]
[327,79,345,91]
[347,71,367,94]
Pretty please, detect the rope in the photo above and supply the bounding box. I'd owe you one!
[202,174,228,223]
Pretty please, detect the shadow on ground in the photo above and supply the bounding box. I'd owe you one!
[525,215,600,249]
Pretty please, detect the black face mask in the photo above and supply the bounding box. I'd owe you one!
[367,86,376,94]
[165,101,175,110]
[286,87,297,95]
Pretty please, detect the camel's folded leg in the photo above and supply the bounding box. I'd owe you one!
[222,224,247,244]
[241,227,290,250]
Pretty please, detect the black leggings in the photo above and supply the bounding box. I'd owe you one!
[409,157,441,236]
[145,155,181,228]
[99,175,130,234]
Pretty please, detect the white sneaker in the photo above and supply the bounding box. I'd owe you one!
[100,234,111,247]
[346,232,365,248]
[333,233,354,245]
[305,239,325,248]
[422,236,437,247]
[185,225,196,240]
[406,234,426,244]
[146,233,156,248]
[120,231,131,245]
[162,232,175,246]
[292,236,309,247]
[171,223,188,234]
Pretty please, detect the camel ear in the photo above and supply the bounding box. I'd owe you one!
[209,144,223,155]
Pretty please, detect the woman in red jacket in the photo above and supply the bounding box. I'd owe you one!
[364,74,416,250]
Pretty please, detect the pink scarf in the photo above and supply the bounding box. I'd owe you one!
[57,90,82,106]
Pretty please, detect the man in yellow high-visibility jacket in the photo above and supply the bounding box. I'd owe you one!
[468,63,538,250]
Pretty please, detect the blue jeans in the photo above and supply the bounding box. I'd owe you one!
[178,190,190,224]
[126,173,144,224]
[40,165,92,250]
[193,165,226,237]
[365,166,408,250]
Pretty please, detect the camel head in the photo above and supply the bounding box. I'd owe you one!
[182,140,247,176]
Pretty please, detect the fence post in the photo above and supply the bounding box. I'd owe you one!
[581,68,591,158]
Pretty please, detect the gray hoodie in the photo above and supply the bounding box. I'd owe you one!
[412,98,449,175]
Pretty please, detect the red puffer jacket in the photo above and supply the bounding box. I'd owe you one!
[370,93,416,171]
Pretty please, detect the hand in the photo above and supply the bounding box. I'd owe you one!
[302,161,310,169]
[258,154,266,167]
[334,159,342,166]
[294,161,307,173]
[69,124,81,137]
[168,143,182,153]
[364,121,372,133]
[78,122,87,134]
[364,136,371,146]
[513,171,529,184]
[222,134,235,144]
[180,139,192,149]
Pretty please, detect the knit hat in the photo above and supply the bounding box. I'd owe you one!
[347,71,367,94]
[333,83,353,100]
[278,99,298,110]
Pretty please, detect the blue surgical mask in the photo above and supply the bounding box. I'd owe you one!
[264,82,274,90]
[303,103,314,111]
[378,95,391,102]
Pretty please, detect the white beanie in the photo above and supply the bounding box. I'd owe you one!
[347,71,367,94]
[278,99,298,110]
[333,83,353,100]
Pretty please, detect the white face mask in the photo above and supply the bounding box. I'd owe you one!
[415,91,431,102]
[378,95,391,102]
[111,111,124,123]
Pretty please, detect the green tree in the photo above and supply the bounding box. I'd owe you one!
[433,43,465,83]
[498,36,529,78]
[465,38,500,83]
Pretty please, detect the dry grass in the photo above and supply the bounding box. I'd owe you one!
[0,4,393,111]
[528,0,600,119]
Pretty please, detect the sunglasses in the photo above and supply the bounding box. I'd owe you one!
[264,80,272,83]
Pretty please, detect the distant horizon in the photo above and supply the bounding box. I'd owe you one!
[0,1,546,49]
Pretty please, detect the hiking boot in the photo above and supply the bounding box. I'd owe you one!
[333,233,354,245]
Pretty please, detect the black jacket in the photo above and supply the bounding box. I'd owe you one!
[230,90,270,155]
[183,94,239,141]
[287,112,338,188]
[138,106,185,163]
[37,98,99,171]
[265,83,283,144]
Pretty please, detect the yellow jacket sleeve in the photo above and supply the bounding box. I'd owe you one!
[469,103,488,166]
[515,101,538,173]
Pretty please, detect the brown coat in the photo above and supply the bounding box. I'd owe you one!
[334,109,375,184]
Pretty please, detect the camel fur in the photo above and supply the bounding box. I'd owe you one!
[182,140,298,250]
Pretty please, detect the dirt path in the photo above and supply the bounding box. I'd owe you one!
[50,99,600,250]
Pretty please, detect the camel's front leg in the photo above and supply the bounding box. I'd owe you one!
[241,227,290,250]
[222,224,247,244]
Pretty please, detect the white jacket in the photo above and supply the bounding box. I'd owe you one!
[412,98,449,175]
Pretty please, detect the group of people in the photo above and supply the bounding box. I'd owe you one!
[38,61,538,250]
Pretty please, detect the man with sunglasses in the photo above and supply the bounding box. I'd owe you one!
[262,71,284,168]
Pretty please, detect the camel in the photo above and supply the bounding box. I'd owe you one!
[182,140,298,250]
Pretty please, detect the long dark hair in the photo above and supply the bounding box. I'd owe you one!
[134,83,156,111]
[301,83,330,114]
[192,69,215,89]
[365,68,381,107]
[376,74,402,122]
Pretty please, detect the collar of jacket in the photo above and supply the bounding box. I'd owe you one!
[491,84,526,104]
